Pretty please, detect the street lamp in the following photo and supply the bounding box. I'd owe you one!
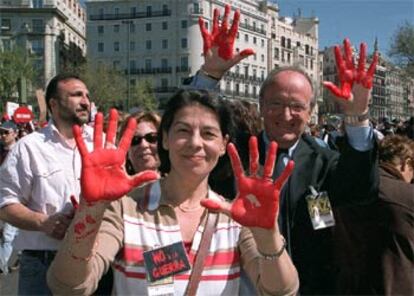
[121,20,133,111]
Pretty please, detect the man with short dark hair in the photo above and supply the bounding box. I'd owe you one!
[0,74,93,295]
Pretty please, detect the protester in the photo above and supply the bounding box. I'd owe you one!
[334,135,414,294]
[188,4,379,294]
[122,111,161,175]
[0,73,93,295]
[0,121,19,274]
[47,90,299,295]
[0,121,18,165]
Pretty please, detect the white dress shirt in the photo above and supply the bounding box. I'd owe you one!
[0,121,93,250]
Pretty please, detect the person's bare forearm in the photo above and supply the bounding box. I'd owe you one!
[0,203,47,231]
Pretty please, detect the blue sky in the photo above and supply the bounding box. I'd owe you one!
[274,0,413,57]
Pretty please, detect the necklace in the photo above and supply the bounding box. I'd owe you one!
[177,203,203,213]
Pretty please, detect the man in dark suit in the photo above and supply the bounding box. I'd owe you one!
[189,5,379,294]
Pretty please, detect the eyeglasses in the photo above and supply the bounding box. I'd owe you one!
[0,130,11,136]
[266,100,309,114]
[131,132,158,146]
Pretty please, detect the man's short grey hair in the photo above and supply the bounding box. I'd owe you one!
[259,65,317,109]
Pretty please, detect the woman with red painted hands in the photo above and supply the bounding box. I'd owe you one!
[47,90,299,295]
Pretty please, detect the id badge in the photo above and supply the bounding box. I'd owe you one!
[147,277,175,296]
[306,186,335,230]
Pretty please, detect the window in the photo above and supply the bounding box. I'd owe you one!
[261,54,264,62]
[162,39,168,49]
[162,21,168,30]
[98,42,104,52]
[129,60,136,70]
[253,69,257,78]
[244,34,248,42]
[310,59,314,70]
[130,41,135,51]
[287,38,291,49]
[32,0,43,8]
[281,36,285,47]
[287,52,291,63]
[1,19,11,31]
[181,56,188,68]
[114,7,119,15]
[114,24,119,33]
[31,38,43,55]
[181,38,187,48]
[235,83,240,95]
[253,86,257,97]
[32,19,44,33]
[97,25,104,34]
[146,6,152,16]
[114,42,120,52]
[245,84,249,96]
[99,8,104,17]
[130,7,136,15]
[253,37,257,44]
[130,23,135,33]
[261,39,265,47]
[162,4,168,14]
[261,70,265,80]
[305,44,309,55]
[145,59,152,70]
[146,40,152,50]
[2,39,11,51]
[146,23,152,31]
[161,58,168,69]
[161,78,168,88]
[244,66,248,77]
[181,20,187,29]
[274,48,279,59]
[296,41,301,47]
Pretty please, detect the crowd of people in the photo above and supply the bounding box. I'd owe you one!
[0,4,413,296]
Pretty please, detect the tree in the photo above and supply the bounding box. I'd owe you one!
[129,79,158,111]
[389,21,414,78]
[0,48,36,101]
[69,62,126,112]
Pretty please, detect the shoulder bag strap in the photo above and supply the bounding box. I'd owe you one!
[185,211,218,296]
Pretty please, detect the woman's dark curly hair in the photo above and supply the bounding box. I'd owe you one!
[158,89,235,180]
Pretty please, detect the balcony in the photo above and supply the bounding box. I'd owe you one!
[90,9,171,21]
[128,67,172,75]
[176,66,191,73]
[153,86,178,93]
[190,7,204,15]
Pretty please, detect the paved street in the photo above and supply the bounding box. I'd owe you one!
[0,269,18,295]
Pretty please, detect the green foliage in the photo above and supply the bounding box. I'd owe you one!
[129,79,158,111]
[0,48,35,101]
[389,21,414,78]
[65,62,126,112]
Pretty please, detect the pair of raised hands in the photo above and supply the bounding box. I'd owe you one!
[74,110,294,229]
[200,4,378,104]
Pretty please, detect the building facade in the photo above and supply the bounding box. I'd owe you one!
[0,0,86,93]
[86,0,320,112]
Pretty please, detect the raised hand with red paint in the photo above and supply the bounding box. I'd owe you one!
[201,136,294,229]
[323,38,378,117]
[198,4,255,79]
[73,108,159,203]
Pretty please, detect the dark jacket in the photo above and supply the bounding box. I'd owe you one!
[334,165,413,295]
[254,132,379,295]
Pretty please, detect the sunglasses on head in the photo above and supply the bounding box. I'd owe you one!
[131,132,158,146]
